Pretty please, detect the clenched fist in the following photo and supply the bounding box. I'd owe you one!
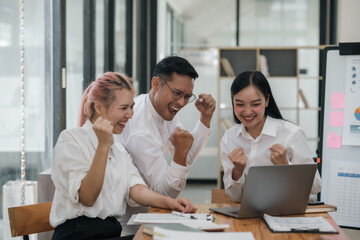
[93,116,114,148]
[228,147,247,181]
[270,144,289,165]
[170,127,194,166]
[195,93,216,128]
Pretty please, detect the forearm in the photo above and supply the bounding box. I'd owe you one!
[231,167,244,181]
[151,162,189,198]
[130,185,171,209]
[126,133,189,198]
[173,151,187,166]
[78,144,110,206]
[186,121,210,165]
[225,180,244,202]
[222,152,244,202]
[200,114,212,128]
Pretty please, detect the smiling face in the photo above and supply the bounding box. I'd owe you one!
[150,72,194,121]
[99,89,135,134]
[233,85,269,138]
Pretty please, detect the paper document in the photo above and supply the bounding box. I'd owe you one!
[263,214,338,233]
[181,222,229,231]
[128,213,215,225]
[328,161,360,228]
[343,56,360,146]
[153,226,255,240]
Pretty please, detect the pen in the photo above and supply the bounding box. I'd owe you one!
[171,211,197,219]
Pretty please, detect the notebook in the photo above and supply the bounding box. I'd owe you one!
[210,164,317,219]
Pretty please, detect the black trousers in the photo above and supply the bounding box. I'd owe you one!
[52,216,123,240]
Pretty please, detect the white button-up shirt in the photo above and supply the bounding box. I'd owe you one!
[118,94,211,198]
[50,120,146,228]
[221,116,322,201]
[116,94,211,235]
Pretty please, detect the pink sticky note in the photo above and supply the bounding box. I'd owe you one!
[330,111,344,127]
[327,132,342,148]
[331,93,345,109]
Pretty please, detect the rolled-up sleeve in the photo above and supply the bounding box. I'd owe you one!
[52,131,90,204]
[126,163,147,207]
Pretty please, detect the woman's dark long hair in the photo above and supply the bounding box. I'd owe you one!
[230,71,283,124]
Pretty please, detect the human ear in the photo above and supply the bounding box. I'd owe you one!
[151,77,161,92]
[265,94,270,107]
[94,101,103,115]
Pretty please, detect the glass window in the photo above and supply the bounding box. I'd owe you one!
[66,0,127,129]
[167,0,237,50]
[239,0,319,46]
[115,0,126,73]
[0,0,45,238]
[66,0,84,129]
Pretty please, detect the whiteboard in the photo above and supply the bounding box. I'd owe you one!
[320,47,360,228]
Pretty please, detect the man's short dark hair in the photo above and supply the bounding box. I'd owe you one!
[153,56,199,81]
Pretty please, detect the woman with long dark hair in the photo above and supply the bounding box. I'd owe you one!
[221,71,322,201]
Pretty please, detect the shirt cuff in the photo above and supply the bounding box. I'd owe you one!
[234,178,242,185]
[169,161,191,180]
[195,120,211,136]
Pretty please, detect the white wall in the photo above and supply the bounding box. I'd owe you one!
[337,0,360,42]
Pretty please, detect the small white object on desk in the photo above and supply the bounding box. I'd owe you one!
[171,211,215,221]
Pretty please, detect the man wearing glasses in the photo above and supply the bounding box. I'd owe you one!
[117,56,215,235]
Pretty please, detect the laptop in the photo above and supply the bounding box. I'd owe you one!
[210,164,317,219]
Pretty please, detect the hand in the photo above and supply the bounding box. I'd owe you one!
[93,116,114,148]
[195,94,216,128]
[228,147,247,180]
[270,144,288,165]
[168,197,197,213]
[170,128,194,166]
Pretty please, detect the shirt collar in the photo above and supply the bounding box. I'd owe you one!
[145,94,164,123]
[237,115,277,138]
[262,116,277,137]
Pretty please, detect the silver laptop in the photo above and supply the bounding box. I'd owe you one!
[210,164,317,219]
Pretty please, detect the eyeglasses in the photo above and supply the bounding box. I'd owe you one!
[159,78,196,103]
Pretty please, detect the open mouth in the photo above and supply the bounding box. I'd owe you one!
[242,115,255,121]
[168,105,180,114]
[118,121,127,128]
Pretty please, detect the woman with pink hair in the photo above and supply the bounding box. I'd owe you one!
[50,72,197,240]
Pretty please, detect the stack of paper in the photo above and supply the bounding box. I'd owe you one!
[128,213,230,231]
[263,214,338,233]
[153,226,255,240]
[143,224,202,236]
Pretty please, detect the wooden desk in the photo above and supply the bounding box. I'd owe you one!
[133,203,349,240]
